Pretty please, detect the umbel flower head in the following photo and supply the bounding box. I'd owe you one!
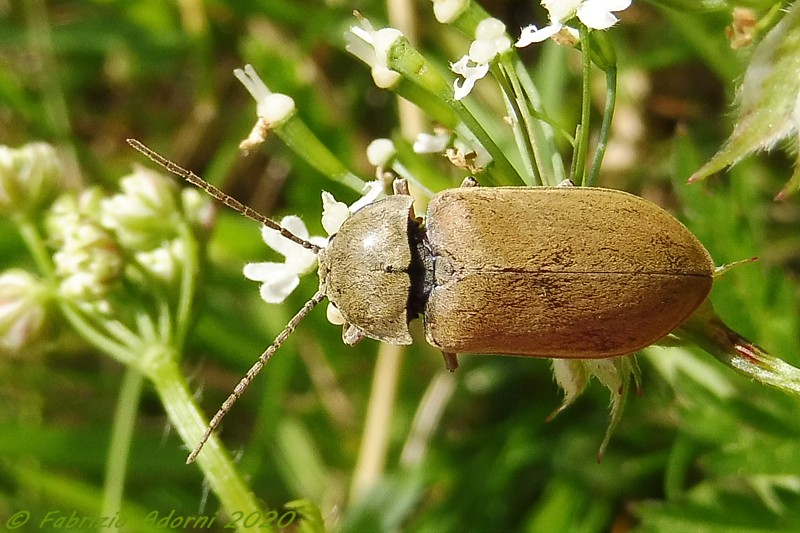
[46,189,123,306]
[451,17,511,100]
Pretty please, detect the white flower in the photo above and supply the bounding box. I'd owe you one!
[517,24,576,47]
[346,18,404,89]
[321,193,350,236]
[244,216,327,304]
[451,18,510,100]
[135,239,185,283]
[471,18,512,62]
[326,303,345,325]
[577,0,631,30]
[235,65,296,125]
[545,0,583,21]
[431,0,467,24]
[451,57,490,100]
[245,182,384,304]
[234,64,296,151]
[349,181,384,213]
[181,188,214,231]
[46,188,104,244]
[321,181,384,235]
[517,0,631,48]
[366,139,396,168]
[413,131,452,153]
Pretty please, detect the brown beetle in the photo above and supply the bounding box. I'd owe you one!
[127,139,714,462]
[321,182,714,371]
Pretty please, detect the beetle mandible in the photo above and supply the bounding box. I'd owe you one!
[127,139,714,462]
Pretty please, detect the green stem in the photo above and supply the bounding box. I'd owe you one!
[387,37,522,185]
[101,367,144,531]
[147,356,269,532]
[15,216,55,278]
[175,221,198,349]
[277,116,366,194]
[586,66,617,187]
[515,59,568,185]
[575,26,592,186]
[60,304,137,366]
[494,60,540,186]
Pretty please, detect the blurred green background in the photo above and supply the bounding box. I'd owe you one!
[1,1,800,532]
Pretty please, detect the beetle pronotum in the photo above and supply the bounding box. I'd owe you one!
[128,139,714,464]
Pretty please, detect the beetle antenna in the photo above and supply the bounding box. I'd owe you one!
[187,290,326,464]
[127,138,322,254]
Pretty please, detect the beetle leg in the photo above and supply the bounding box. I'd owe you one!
[392,177,410,196]
[557,179,575,188]
[442,352,459,372]
[460,176,479,188]
[392,177,422,221]
[342,323,365,345]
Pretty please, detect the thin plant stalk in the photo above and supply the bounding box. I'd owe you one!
[349,342,405,503]
[575,26,593,186]
[586,66,617,187]
[101,368,144,532]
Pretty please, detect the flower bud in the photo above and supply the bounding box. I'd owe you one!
[366,139,396,167]
[0,142,63,216]
[53,221,124,302]
[346,21,403,89]
[432,0,467,24]
[46,188,105,245]
[181,188,215,232]
[100,165,180,250]
[0,269,50,353]
[134,239,184,284]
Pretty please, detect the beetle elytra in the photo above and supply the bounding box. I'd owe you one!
[128,139,715,463]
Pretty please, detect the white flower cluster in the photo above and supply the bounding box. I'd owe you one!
[47,166,211,305]
[451,18,512,100]
[517,0,631,46]
[452,0,631,99]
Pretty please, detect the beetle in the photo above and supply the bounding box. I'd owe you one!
[322,178,714,371]
[127,139,715,462]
